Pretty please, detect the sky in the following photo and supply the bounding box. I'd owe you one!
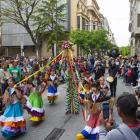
[97,0,131,47]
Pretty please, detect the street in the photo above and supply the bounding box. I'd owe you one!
[0,72,134,140]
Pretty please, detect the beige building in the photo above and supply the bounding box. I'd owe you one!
[69,0,101,57]
[129,0,140,56]
[1,0,101,58]
[41,0,101,58]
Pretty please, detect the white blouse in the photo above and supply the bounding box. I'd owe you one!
[92,93,100,102]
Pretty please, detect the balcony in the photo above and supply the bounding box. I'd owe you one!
[87,2,100,20]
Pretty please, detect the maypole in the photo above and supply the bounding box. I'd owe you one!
[67,51,74,114]
[62,41,74,114]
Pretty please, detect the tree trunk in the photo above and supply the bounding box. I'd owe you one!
[36,44,41,60]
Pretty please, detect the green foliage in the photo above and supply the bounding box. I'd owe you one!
[0,0,68,57]
[119,45,131,56]
[69,29,116,54]
[69,29,91,54]
[32,0,68,52]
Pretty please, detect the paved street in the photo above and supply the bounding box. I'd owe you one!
[0,72,134,140]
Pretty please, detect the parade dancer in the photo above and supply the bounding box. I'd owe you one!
[80,71,93,100]
[47,69,60,105]
[64,63,80,115]
[0,77,26,137]
[99,76,109,94]
[77,81,113,140]
[26,73,46,121]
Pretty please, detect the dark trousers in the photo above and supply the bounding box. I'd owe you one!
[132,75,137,86]
[1,84,8,95]
[110,78,117,96]
[125,75,127,83]
[127,76,131,84]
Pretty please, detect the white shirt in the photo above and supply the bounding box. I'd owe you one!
[92,93,100,102]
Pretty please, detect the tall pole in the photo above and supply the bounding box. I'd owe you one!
[56,1,58,56]
[67,52,74,114]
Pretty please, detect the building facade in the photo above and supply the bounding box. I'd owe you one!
[0,0,70,58]
[129,0,140,56]
[70,0,101,57]
[1,0,114,58]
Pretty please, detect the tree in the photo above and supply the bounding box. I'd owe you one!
[0,0,68,58]
[69,29,91,54]
[119,45,131,56]
[32,0,68,56]
[69,29,115,56]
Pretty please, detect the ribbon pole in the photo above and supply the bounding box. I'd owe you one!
[67,50,74,114]
[67,50,85,120]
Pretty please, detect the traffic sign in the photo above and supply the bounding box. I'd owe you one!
[21,42,23,49]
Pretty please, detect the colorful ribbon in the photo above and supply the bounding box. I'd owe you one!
[67,50,85,121]
[16,50,64,85]
[38,79,47,96]
[38,57,59,96]
[74,59,91,91]
[59,51,64,70]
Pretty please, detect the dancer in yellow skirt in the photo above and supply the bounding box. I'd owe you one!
[26,73,46,121]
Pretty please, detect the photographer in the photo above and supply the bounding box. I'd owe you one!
[99,93,140,140]
[94,59,105,80]
[0,61,11,95]
[79,60,91,74]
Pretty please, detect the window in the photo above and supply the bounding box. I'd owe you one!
[82,17,85,30]
[33,46,36,53]
[77,16,80,28]
[86,20,88,30]
[93,23,96,30]
[138,14,140,27]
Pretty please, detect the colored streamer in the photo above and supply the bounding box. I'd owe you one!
[38,57,59,96]
[59,51,64,70]
[74,59,91,91]
[38,79,47,96]
[17,50,64,85]
[67,50,85,121]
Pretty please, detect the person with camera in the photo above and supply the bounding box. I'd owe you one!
[0,61,11,95]
[99,93,140,140]
[94,59,105,80]
[79,60,91,75]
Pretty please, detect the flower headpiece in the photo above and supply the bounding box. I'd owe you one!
[62,41,73,50]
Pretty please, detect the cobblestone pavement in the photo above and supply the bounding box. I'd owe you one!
[0,72,134,140]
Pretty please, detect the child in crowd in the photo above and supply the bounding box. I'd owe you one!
[77,81,113,140]
[60,67,65,83]
[134,89,139,102]
[126,65,131,86]
[79,73,87,100]
[125,65,128,85]
[131,61,138,86]
[47,69,60,105]
[26,73,46,121]
[99,76,109,94]
[0,77,26,137]
[121,65,125,82]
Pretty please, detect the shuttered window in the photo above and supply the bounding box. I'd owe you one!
[86,20,88,30]
[93,23,96,30]
[77,16,80,29]
[82,17,85,30]
[138,14,140,27]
